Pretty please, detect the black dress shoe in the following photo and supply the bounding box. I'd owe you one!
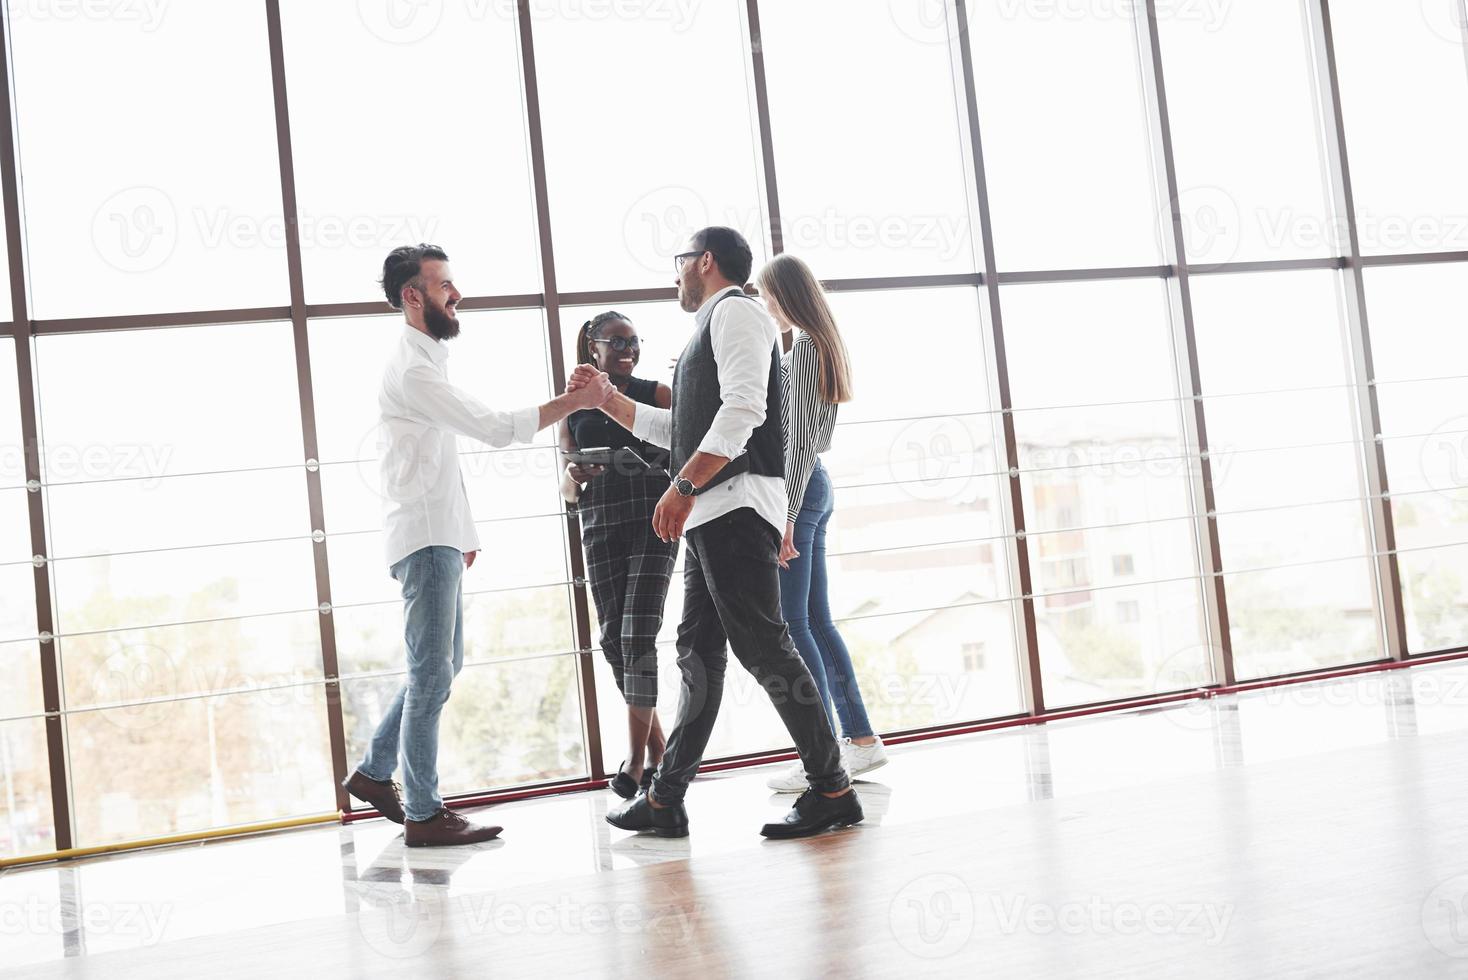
[608,761,639,801]
[760,788,863,839]
[606,791,689,838]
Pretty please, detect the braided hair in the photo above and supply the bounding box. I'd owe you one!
[576,310,631,366]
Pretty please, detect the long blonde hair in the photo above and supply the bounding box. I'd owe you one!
[756,254,854,404]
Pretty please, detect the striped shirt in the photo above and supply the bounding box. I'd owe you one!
[780,330,838,522]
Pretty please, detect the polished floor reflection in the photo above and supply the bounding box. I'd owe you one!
[6,659,1468,976]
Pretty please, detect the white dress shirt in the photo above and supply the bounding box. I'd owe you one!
[631,285,788,535]
[378,325,539,567]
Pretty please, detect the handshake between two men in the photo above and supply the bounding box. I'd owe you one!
[564,363,700,544]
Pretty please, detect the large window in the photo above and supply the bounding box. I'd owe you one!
[1191,270,1378,678]
[10,5,287,318]
[967,3,1162,270]
[279,5,541,304]
[534,4,767,291]
[1002,279,1209,706]
[759,0,976,278]
[1157,1,1332,266]
[1365,263,1468,652]
[2,0,1464,859]
[1330,2,1468,256]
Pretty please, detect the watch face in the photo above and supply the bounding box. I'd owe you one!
[676,478,695,496]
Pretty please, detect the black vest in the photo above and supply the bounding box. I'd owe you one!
[669,289,785,493]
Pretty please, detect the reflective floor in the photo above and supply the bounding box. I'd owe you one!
[5,659,1468,976]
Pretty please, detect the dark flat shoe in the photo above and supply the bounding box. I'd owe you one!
[609,769,639,800]
[606,791,689,838]
[760,788,863,839]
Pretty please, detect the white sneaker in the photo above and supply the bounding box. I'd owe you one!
[841,737,888,778]
[766,759,810,793]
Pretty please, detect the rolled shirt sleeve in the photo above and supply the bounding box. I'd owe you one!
[631,401,674,450]
[401,365,541,448]
[697,298,776,461]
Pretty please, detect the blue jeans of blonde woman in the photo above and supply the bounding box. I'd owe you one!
[357,545,465,822]
[778,460,874,740]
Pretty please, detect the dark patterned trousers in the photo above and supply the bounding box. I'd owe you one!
[584,521,678,708]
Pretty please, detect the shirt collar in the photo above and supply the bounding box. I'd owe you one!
[695,284,744,317]
[402,324,449,365]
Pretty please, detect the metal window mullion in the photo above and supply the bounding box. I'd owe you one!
[1305,0,1408,660]
[951,0,1045,715]
[744,0,783,258]
[263,0,350,812]
[515,0,603,782]
[0,2,72,851]
[1137,0,1234,686]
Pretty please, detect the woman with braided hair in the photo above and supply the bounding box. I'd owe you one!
[559,311,678,798]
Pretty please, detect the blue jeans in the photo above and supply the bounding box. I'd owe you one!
[357,545,465,822]
[778,461,874,740]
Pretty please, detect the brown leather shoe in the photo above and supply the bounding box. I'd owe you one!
[404,807,503,847]
[343,771,405,824]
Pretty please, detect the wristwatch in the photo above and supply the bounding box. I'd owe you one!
[673,476,699,497]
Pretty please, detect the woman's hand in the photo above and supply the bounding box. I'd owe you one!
[778,520,800,569]
[566,462,606,484]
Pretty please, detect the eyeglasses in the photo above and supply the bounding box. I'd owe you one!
[591,335,641,353]
[673,250,706,274]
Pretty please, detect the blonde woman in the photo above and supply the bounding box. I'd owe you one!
[757,255,888,792]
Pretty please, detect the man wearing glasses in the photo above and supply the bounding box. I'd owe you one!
[569,227,862,839]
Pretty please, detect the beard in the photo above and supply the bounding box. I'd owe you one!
[678,276,706,313]
[424,297,460,340]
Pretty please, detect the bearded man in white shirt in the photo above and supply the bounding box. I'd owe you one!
[343,244,614,846]
[570,227,862,839]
